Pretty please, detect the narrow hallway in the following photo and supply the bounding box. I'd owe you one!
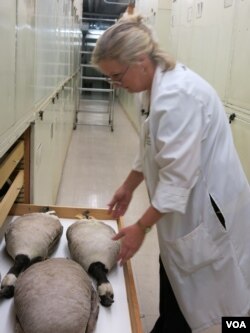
[56,102,160,332]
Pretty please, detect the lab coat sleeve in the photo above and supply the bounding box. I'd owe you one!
[132,122,144,172]
[151,88,204,214]
[132,150,143,172]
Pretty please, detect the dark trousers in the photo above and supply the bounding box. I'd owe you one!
[150,257,191,333]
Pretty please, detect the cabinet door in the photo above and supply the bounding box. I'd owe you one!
[32,102,56,204]
[227,0,250,110]
[227,107,250,182]
[155,3,172,53]
[0,1,16,139]
[35,0,59,104]
[16,0,35,121]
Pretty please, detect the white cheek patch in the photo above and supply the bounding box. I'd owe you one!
[98,282,113,296]
[1,273,17,287]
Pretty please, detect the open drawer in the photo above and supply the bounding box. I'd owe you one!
[0,134,143,333]
[0,204,143,333]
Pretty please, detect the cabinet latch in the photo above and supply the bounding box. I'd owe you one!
[229,113,236,124]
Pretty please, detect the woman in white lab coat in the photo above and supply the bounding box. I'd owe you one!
[92,15,250,333]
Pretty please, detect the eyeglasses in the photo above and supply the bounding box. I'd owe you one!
[106,65,129,86]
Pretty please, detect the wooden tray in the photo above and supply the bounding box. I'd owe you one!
[0,204,143,333]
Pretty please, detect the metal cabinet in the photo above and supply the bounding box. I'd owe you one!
[75,18,116,131]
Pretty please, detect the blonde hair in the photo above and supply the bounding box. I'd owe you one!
[91,15,175,72]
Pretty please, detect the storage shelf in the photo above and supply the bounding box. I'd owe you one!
[81,76,108,81]
[75,17,115,131]
[79,87,113,92]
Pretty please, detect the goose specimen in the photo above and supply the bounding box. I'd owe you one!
[66,219,120,307]
[14,258,99,333]
[0,212,63,298]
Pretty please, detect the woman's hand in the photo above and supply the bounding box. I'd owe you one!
[112,223,145,265]
[108,185,133,219]
[108,170,144,219]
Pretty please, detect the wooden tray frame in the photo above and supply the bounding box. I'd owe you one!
[9,204,143,333]
[0,127,30,230]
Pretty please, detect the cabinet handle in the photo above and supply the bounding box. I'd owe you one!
[38,111,44,121]
[229,113,236,124]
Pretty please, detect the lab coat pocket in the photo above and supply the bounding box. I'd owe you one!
[167,223,220,274]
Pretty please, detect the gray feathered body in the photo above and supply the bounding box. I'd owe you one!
[14,258,99,333]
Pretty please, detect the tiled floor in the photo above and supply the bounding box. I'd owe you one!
[56,102,160,333]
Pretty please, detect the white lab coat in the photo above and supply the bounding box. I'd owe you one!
[133,64,250,332]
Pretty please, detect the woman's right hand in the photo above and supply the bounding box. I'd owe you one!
[108,185,133,219]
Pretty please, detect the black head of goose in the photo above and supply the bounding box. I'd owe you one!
[0,212,63,299]
[66,219,120,307]
[14,257,99,333]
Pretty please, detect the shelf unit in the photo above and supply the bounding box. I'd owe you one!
[75,17,116,131]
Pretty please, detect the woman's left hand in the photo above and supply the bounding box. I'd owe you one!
[112,223,145,265]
